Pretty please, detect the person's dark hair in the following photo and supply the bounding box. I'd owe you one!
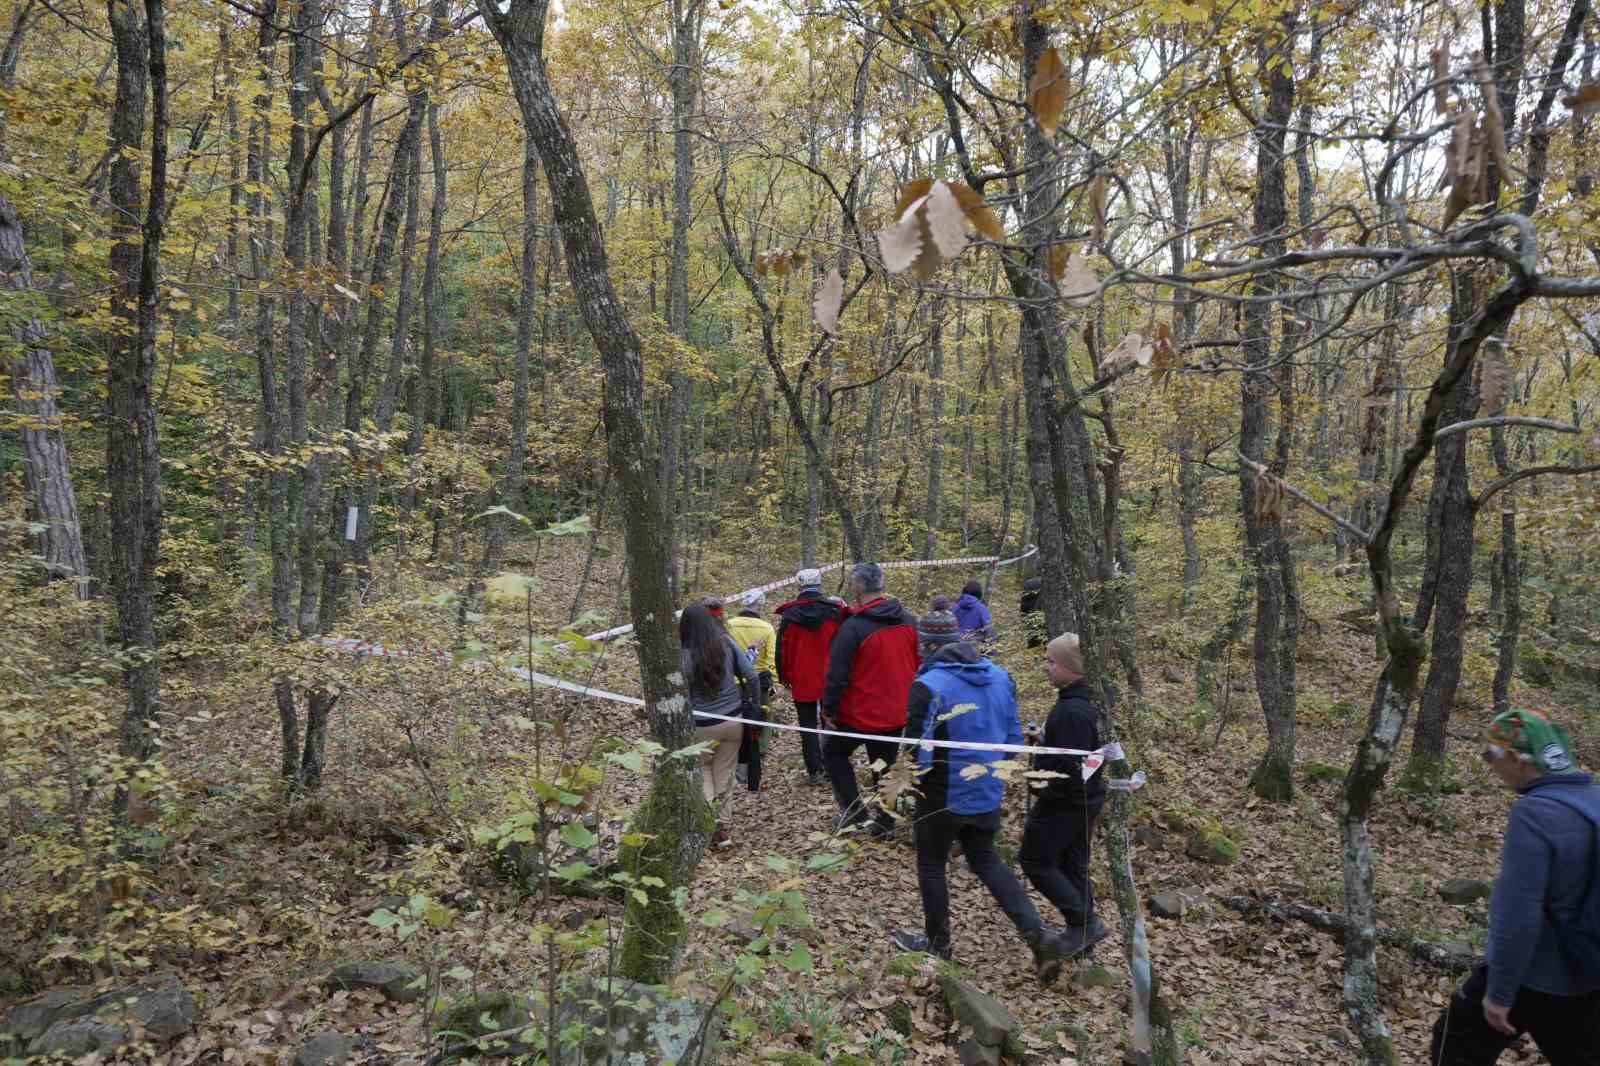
[679,603,727,697]
[962,579,984,600]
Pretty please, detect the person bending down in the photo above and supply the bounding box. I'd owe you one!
[890,610,1072,984]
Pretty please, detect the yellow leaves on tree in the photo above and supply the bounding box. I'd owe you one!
[1028,45,1068,137]
[876,178,1005,281]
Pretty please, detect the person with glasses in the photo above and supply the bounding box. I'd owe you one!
[1430,708,1600,1065]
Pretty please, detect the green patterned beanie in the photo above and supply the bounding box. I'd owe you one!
[1486,708,1576,773]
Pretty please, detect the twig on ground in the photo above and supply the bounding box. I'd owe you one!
[1215,895,1481,972]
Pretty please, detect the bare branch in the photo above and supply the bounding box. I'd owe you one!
[1475,462,1600,509]
[1236,452,1373,545]
[1433,416,1578,441]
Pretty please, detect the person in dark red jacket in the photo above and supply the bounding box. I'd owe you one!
[774,568,844,787]
[821,562,919,838]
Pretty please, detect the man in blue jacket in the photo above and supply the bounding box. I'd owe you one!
[889,611,1070,984]
[1430,707,1600,1065]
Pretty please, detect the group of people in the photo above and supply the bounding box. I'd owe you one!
[678,561,1112,983]
[675,563,1600,1057]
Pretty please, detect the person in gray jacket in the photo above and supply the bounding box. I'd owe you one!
[1430,707,1600,1065]
[680,601,758,849]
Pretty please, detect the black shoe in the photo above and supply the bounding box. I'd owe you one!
[807,770,826,787]
[890,929,952,960]
[1062,915,1111,959]
[864,820,894,841]
[1027,928,1070,987]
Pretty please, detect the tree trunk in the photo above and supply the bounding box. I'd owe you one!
[483,131,537,573]
[1,193,88,591]
[1240,29,1298,803]
[106,0,166,774]
[1488,424,1520,715]
[919,297,946,594]
[477,0,701,986]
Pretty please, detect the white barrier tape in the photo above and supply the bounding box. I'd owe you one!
[577,546,1039,645]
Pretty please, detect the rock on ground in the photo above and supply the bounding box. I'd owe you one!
[294,1032,361,1066]
[325,961,427,1004]
[2,974,197,1057]
[1437,878,1492,905]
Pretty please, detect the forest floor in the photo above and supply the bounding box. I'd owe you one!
[3,538,1595,1065]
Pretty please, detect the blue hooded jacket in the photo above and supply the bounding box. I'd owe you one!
[906,645,1021,815]
[1486,771,1600,1005]
[951,593,993,638]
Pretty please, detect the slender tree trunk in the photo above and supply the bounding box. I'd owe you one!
[919,297,946,594]
[1,194,88,591]
[478,0,702,988]
[483,132,536,572]
[1240,29,1298,802]
[1488,424,1520,714]
[106,0,167,773]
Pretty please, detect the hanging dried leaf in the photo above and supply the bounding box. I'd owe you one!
[755,253,769,277]
[1047,244,1070,281]
[1027,45,1068,137]
[1058,250,1099,306]
[771,252,792,277]
[945,181,1006,241]
[1473,58,1510,177]
[877,199,928,274]
[892,178,935,223]
[1102,331,1151,372]
[924,180,970,260]
[1477,341,1512,414]
[813,267,844,335]
[1563,81,1600,117]
[1255,474,1284,522]
[1088,173,1108,245]
[1430,46,1451,115]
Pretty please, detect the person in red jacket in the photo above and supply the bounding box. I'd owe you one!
[821,562,919,838]
[774,568,844,787]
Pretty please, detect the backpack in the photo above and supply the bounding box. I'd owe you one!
[1533,789,1600,982]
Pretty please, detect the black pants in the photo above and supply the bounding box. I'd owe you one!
[1430,963,1600,1065]
[823,728,900,827]
[1019,804,1099,927]
[915,804,1043,954]
[794,700,824,774]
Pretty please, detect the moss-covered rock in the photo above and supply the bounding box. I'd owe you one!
[1184,828,1239,865]
[885,951,934,978]
[884,999,913,1036]
[1301,760,1345,785]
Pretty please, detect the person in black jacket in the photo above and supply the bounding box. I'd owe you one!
[1020,632,1110,958]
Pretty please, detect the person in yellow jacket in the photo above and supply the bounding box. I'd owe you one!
[725,592,778,789]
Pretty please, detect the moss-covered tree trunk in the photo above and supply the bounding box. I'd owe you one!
[477,0,702,985]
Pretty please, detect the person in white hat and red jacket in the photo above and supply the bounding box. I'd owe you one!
[774,568,844,786]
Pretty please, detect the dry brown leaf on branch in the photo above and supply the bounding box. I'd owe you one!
[1150,321,1179,388]
[877,197,928,275]
[1102,330,1152,372]
[1059,250,1099,306]
[945,180,1006,240]
[755,253,769,277]
[1564,82,1600,117]
[1088,173,1108,244]
[771,252,792,277]
[924,180,970,260]
[892,178,935,221]
[1255,473,1285,522]
[1476,341,1512,413]
[813,268,844,336]
[1473,57,1510,176]
[1441,111,1488,228]
[1047,244,1069,282]
[1028,45,1068,137]
[1431,46,1451,114]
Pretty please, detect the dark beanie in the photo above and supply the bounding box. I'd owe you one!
[917,610,961,646]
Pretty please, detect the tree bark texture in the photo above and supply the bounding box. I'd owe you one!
[105,0,166,769]
[1,193,88,590]
[477,0,702,987]
[1239,34,1298,802]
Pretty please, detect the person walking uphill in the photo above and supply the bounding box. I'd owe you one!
[1430,708,1600,1066]
[1020,632,1110,961]
[890,611,1071,982]
[775,569,844,787]
[679,602,759,849]
[821,562,919,837]
[951,579,994,641]
[726,593,777,792]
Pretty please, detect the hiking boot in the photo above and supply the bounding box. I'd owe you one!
[1027,927,1071,987]
[735,765,748,786]
[1061,915,1111,959]
[864,819,895,842]
[710,825,733,849]
[890,929,952,960]
[807,770,827,787]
